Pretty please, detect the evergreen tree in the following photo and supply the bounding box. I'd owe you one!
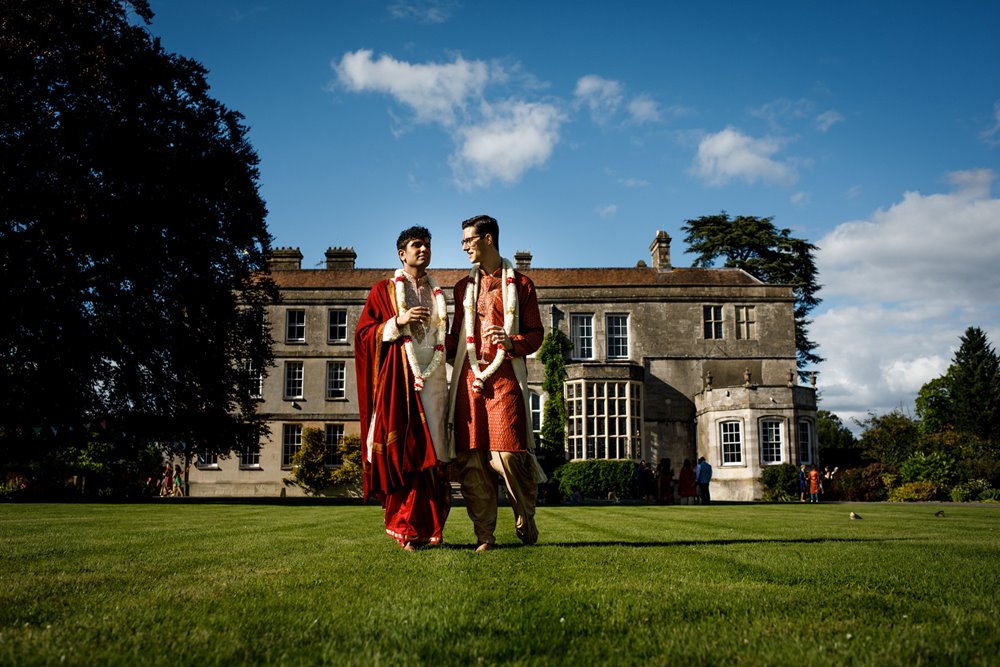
[0,0,275,483]
[945,327,1000,442]
[682,212,822,368]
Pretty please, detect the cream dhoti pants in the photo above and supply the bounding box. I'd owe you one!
[452,449,538,547]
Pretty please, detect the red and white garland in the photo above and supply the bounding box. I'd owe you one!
[394,269,446,391]
[464,258,517,393]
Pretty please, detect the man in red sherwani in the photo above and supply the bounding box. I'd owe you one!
[447,215,545,552]
[355,226,451,551]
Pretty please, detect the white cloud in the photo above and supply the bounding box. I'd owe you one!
[450,101,563,188]
[334,50,565,188]
[574,75,623,124]
[620,177,650,188]
[791,191,810,206]
[387,0,459,24]
[596,204,617,218]
[333,49,489,126]
[750,98,812,130]
[813,169,1000,418]
[815,110,845,132]
[981,100,1000,147]
[691,126,796,186]
[627,95,661,124]
[845,184,862,199]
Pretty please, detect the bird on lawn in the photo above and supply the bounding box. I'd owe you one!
[850,511,862,520]
[935,510,945,517]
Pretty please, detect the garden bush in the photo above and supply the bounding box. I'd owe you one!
[835,463,897,501]
[899,451,958,486]
[888,480,941,502]
[950,479,991,502]
[759,463,799,502]
[551,460,637,500]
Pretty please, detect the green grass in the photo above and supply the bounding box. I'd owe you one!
[1,502,998,666]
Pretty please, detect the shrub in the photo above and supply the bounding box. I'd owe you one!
[835,463,897,502]
[551,460,637,500]
[329,434,363,497]
[899,451,958,486]
[950,479,992,502]
[980,488,1000,503]
[759,463,799,502]
[286,427,332,495]
[887,481,941,502]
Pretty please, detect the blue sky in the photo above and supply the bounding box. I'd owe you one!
[146,0,1000,427]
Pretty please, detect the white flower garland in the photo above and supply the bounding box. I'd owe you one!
[464,258,518,393]
[394,269,446,392]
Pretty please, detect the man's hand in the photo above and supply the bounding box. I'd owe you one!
[484,324,512,351]
[397,306,430,327]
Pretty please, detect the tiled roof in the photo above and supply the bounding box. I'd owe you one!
[270,266,765,289]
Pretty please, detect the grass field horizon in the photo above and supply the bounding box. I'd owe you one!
[2,501,998,665]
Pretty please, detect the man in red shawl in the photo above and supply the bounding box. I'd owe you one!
[447,215,545,552]
[355,226,451,551]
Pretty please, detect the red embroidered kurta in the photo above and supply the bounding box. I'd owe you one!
[355,279,449,545]
[447,268,544,452]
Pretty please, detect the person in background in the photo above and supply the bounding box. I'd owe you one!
[678,459,697,505]
[696,456,713,505]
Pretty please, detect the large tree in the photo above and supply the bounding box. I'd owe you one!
[945,327,1000,442]
[682,212,822,368]
[0,0,275,483]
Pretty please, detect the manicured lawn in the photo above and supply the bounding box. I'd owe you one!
[1,501,998,666]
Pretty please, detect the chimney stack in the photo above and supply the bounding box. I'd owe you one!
[649,230,672,271]
[325,247,357,270]
[514,250,532,271]
[268,247,303,271]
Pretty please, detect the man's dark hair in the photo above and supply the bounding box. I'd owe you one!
[396,225,431,252]
[461,214,499,250]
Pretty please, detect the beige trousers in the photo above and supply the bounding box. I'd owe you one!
[452,449,538,546]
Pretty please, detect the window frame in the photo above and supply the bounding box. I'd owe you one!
[328,309,348,343]
[735,305,756,340]
[285,309,306,343]
[326,360,346,400]
[239,446,261,469]
[570,314,594,360]
[798,419,814,465]
[759,418,785,465]
[284,361,304,400]
[719,420,744,466]
[282,423,302,469]
[565,379,642,461]
[605,313,630,360]
[324,423,344,467]
[529,391,544,443]
[703,305,723,340]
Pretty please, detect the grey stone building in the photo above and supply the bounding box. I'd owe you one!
[188,231,817,500]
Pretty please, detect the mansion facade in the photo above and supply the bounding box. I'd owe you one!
[187,231,817,500]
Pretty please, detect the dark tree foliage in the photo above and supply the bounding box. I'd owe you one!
[682,212,823,368]
[0,0,276,478]
[854,410,920,469]
[945,327,1000,442]
[816,409,862,468]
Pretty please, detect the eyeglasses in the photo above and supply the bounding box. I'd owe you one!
[460,235,481,248]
